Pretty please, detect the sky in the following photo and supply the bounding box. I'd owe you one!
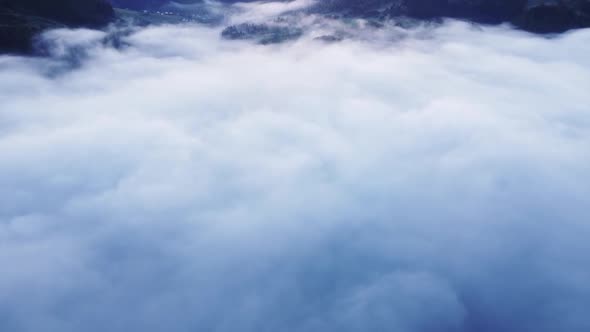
[1,1,590,331]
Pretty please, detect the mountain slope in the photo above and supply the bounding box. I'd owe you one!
[314,0,590,32]
[0,0,114,53]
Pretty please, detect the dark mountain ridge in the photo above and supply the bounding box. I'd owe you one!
[0,0,114,53]
[315,0,590,33]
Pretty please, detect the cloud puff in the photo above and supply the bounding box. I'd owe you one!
[1,10,590,332]
[230,0,317,23]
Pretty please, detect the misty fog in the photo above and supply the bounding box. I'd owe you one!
[1,1,589,331]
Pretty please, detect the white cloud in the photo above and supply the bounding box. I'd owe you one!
[230,0,317,23]
[0,11,589,332]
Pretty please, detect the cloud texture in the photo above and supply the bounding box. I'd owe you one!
[1,4,590,331]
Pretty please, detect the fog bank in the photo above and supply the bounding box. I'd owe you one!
[1,8,590,332]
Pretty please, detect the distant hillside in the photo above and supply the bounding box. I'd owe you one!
[109,0,170,10]
[110,0,257,10]
[315,0,590,33]
[0,0,114,53]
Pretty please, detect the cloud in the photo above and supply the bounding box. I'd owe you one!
[230,0,317,23]
[0,8,590,332]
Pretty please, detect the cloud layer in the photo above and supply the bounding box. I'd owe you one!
[1,6,590,332]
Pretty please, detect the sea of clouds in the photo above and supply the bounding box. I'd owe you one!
[1,1,590,331]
